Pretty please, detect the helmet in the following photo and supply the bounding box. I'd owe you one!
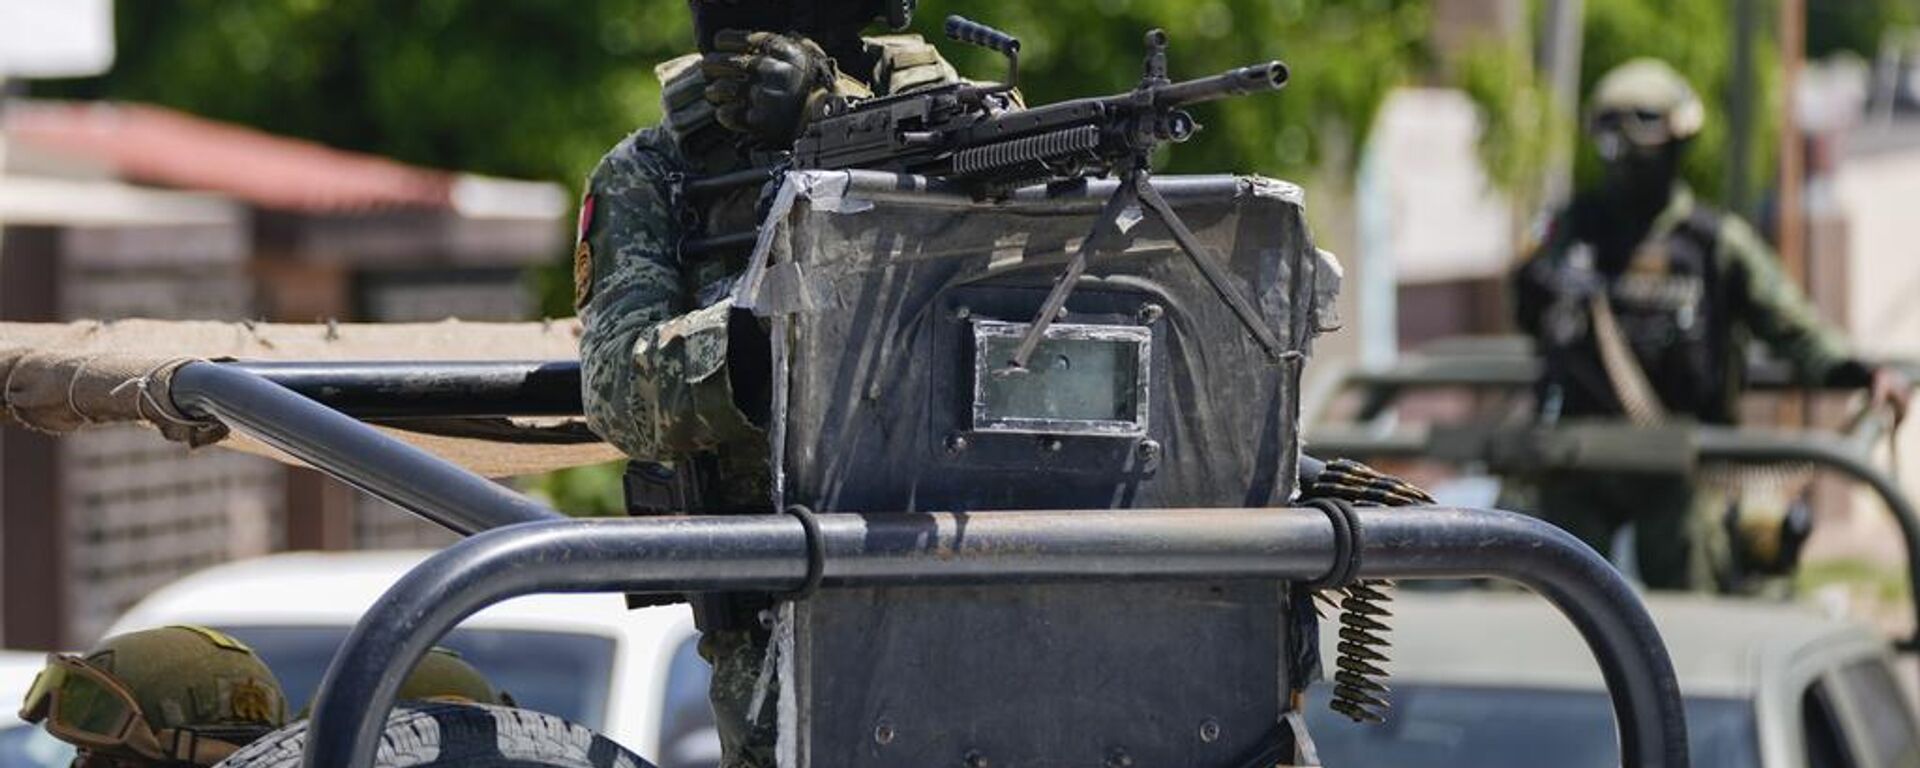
[882,0,915,31]
[688,0,913,51]
[1585,59,1705,157]
[20,626,286,765]
[397,648,514,707]
[291,647,511,721]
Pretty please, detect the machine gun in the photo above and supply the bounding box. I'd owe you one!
[791,16,1289,190]
[690,17,1293,372]
[690,17,1289,199]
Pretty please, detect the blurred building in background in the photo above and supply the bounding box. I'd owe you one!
[4,0,1917,646]
[0,97,568,647]
[1817,55,1920,566]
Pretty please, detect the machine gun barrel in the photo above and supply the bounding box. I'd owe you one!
[1152,61,1291,108]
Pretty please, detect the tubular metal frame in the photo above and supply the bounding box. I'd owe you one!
[226,361,583,419]
[1309,423,1920,650]
[169,362,565,535]
[163,362,1689,768]
[301,508,1687,768]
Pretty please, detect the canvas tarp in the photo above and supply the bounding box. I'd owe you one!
[0,319,621,477]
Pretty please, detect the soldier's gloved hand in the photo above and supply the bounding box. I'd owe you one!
[701,30,840,147]
[1871,367,1913,424]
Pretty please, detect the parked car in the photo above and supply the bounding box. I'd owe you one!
[106,551,717,768]
[101,552,1920,768]
[1306,590,1920,768]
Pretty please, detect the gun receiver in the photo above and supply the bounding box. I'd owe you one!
[789,21,1288,192]
[687,20,1294,370]
[944,14,1021,90]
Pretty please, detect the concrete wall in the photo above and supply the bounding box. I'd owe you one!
[1818,139,1920,567]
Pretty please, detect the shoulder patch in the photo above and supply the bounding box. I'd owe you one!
[573,239,595,311]
[573,193,597,311]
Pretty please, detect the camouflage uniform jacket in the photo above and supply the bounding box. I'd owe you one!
[1514,184,1869,425]
[577,35,961,503]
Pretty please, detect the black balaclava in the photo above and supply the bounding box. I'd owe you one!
[687,0,887,72]
[1590,121,1686,265]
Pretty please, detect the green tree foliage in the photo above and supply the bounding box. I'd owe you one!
[50,0,1428,207]
[43,1,1430,515]
[1466,0,1912,216]
[45,0,687,187]
[1461,0,1779,209]
[45,0,1432,317]
[1457,42,1561,213]
[947,0,1432,178]
[1810,0,1918,60]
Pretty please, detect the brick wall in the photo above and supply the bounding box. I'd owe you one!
[59,221,288,643]
[2,215,293,647]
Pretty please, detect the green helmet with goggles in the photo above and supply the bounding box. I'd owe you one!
[1585,58,1705,159]
[291,647,515,722]
[396,647,514,707]
[19,626,286,766]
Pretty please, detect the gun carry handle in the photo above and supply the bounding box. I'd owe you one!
[945,15,1021,90]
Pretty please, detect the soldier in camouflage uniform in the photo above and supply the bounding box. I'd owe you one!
[19,626,287,767]
[574,2,962,765]
[1514,59,1910,590]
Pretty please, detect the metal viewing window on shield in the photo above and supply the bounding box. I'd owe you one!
[971,320,1151,437]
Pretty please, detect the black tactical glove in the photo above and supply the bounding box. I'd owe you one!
[701,30,841,147]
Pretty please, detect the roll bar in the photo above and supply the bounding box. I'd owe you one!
[169,362,565,534]
[301,508,1687,768]
[164,361,1691,768]
[1310,423,1920,651]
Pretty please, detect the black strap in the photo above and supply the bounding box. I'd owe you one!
[782,504,827,600]
[1302,497,1363,591]
[1676,205,1725,259]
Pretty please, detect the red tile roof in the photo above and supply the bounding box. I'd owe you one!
[6,101,457,213]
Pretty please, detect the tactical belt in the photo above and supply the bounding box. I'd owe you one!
[622,458,774,632]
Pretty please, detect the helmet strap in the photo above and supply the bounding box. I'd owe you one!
[120,719,245,766]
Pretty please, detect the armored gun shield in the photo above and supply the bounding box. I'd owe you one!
[734,171,1339,767]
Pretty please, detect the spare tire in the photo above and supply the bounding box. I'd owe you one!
[217,701,656,768]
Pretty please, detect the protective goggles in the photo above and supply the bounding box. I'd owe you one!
[1588,108,1684,159]
[19,654,249,764]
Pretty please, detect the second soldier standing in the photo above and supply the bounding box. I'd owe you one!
[1514,59,1911,591]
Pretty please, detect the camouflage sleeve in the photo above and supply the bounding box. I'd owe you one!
[576,130,760,461]
[1719,217,1852,382]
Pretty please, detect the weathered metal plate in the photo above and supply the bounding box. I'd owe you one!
[743,172,1329,767]
[792,581,1288,768]
[744,171,1331,513]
